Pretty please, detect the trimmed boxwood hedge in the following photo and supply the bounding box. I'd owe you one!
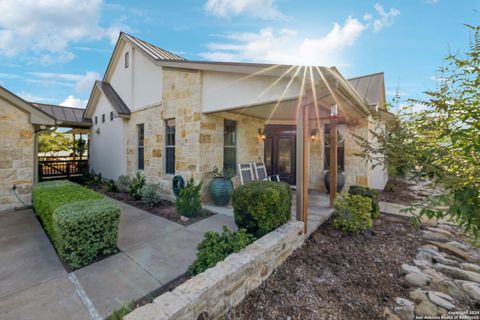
[33,181,120,269]
[232,180,292,237]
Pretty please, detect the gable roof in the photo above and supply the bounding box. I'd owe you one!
[31,103,91,127]
[0,85,55,125]
[347,72,385,107]
[83,81,131,119]
[122,33,186,61]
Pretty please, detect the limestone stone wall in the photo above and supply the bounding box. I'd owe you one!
[124,221,305,320]
[307,119,372,193]
[125,68,265,199]
[0,100,34,212]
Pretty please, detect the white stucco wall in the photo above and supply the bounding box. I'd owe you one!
[110,43,133,107]
[89,94,126,180]
[132,47,163,110]
[202,71,301,113]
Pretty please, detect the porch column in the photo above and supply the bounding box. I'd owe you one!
[296,103,309,233]
[329,104,338,208]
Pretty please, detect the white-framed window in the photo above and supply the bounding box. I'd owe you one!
[137,124,144,170]
[125,52,129,68]
[165,119,176,174]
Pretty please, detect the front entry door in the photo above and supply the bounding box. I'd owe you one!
[264,125,296,185]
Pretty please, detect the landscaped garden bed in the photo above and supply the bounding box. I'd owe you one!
[230,213,423,319]
[78,172,215,226]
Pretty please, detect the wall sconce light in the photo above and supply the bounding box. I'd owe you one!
[310,129,319,141]
[331,104,338,117]
[258,128,266,140]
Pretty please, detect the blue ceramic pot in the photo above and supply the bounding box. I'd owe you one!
[209,177,233,206]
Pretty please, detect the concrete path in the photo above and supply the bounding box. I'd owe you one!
[0,201,237,320]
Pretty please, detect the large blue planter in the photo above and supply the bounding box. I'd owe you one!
[209,177,233,206]
[324,171,345,193]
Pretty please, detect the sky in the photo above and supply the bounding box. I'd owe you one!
[0,0,478,109]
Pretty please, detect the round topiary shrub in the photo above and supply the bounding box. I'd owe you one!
[232,180,292,238]
[348,185,380,219]
[141,183,161,207]
[333,192,373,233]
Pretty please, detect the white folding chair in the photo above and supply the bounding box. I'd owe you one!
[238,163,255,185]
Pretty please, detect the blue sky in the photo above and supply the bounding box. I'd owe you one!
[0,0,478,108]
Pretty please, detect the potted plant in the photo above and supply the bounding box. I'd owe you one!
[208,166,235,206]
[324,170,346,193]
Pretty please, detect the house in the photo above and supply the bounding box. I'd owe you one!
[0,86,90,212]
[84,32,393,203]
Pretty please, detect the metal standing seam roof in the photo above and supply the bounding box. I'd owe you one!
[122,33,186,61]
[95,81,131,115]
[31,103,92,127]
[347,72,384,107]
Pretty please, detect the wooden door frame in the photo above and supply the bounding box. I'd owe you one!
[264,125,297,185]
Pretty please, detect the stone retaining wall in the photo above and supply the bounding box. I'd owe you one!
[125,221,305,320]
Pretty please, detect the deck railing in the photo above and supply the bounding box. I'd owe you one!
[39,159,89,180]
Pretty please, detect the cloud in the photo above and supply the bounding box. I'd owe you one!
[200,18,365,66]
[200,4,399,65]
[16,91,58,103]
[60,95,88,108]
[372,3,400,32]
[204,0,286,19]
[27,71,100,93]
[0,0,128,63]
[426,0,439,3]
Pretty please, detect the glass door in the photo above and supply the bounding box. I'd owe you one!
[264,125,296,185]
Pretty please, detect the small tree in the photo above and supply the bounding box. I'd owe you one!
[357,25,480,236]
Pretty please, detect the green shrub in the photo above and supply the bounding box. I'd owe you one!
[106,179,118,192]
[188,227,255,276]
[32,181,120,269]
[33,181,104,239]
[232,181,291,237]
[116,175,131,193]
[333,193,373,233]
[141,183,161,207]
[349,185,380,219]
[175,178,202,217]
[128,172,146,200]
[54,199,120,268]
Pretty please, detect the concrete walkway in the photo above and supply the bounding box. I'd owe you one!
[0,201,237,320]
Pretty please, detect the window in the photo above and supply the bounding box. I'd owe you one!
[165,119,175,174]
[324,125,345,171]
[137,124,144,170]
[102,114,105,123]
[94,116,98,125]
[110,111,114,121]
[125,52,129,68]
[223,120,237,173]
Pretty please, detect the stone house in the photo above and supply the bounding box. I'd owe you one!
[84,32,394,201]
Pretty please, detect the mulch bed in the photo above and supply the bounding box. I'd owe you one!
[104,190,214,226]
[380,178,418,204]
[230,213,423,320]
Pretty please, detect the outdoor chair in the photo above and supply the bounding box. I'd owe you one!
[253,162,280,182]
[238,163,255,185]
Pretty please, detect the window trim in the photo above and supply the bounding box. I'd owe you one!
[101,114,105,123]
[137,124,144,170]
[125,52,129,68]
[223,119,237,174]
[94,116,97,125]
[165,118,176,174]
[110,111,114,121]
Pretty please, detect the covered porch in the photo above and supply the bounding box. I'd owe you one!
[201,65,390,233]
[32,103,92,182]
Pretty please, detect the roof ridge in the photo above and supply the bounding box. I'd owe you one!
[347,72,384,81]
[121,32,186,61]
